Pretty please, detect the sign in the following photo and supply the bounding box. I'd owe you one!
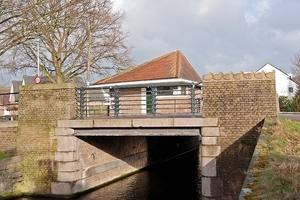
[34,76,41,84]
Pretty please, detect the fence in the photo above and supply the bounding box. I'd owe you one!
[76,83,202,119]
[0,92,19,121]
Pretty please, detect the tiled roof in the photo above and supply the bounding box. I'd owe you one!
[12,81,22,92]
[94,50,201,85]
[23,75,36,85]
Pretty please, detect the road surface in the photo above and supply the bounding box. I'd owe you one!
[278,112,300,122]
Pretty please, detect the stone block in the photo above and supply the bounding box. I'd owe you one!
[57,120,93,128]
[201,127,220,136]
[202,137,218,145]
[0,121,18,128]
[202,177,223,198]
[133,118,173,127]
[202,177,212,197]
[202,157,217,177]
[51,182,72,195]
[94,119,132,127]
[57,170,81,182]
[55,152,80,162]
[57,136,77,152]
[55,128,74,136]
[173,118,218,127]
[202,146,221,157]
[58,161,81,172]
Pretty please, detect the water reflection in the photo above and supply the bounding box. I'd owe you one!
[13,149,201,200]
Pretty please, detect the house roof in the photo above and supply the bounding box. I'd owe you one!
[257,62,298,85]
[22,75,36,85]
[12,81,22,93]
[94,50,202,85]
[256,62,291,77]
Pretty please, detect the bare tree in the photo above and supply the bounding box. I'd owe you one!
[0,0,31,56]
[291,52,300,84]
[1,0,133,83]
[290,52,300,97]
[0,69,11,87]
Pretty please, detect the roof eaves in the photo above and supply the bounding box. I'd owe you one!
[256,62,291,76]
[175,50,180,78]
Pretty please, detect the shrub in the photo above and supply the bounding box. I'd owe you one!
[279,96,292,112]
[291,95,300,112]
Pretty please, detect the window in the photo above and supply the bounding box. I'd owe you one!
[157,86,176,96]
[156,86,188,96]
[288,87,293,93]
[180,86,187,95]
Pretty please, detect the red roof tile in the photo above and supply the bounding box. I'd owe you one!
[94,50,201,85]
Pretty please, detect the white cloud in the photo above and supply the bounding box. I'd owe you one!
[244,0,272,25]
[114,0,300,76]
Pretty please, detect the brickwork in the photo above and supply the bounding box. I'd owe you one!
[202,71,277,199]
[76,136,149,190]
[16,83,77,195]
[119,88,142,115]
[0,122,18,154]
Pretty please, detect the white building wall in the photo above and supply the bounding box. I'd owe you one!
[257,63,297,99]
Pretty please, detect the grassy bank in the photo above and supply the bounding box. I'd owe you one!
[0,151,11,159]
[243,118,300,199]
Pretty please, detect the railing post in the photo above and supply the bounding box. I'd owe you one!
[190,82,195,116]
[113,86,120,118]
[150,84,157,118]
[78,87,85,119]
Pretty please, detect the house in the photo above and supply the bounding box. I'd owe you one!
[22,75,36,85]
[256,62,298,99]
[92,50,202,116]
[7,76,43,118]
[9,80,22,103]
[0,88,10,118]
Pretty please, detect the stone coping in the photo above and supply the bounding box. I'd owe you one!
[57,118,218,128]
[20,83,77,91]
[0,121,18,127]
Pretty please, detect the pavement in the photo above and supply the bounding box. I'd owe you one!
[278,112,300,122]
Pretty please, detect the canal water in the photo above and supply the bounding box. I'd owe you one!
[13,149,201,200]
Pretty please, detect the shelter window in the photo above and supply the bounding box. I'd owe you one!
[157,86,187,96]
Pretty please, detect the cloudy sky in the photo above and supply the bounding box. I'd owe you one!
[113,0,300,77]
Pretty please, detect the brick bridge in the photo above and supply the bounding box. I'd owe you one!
[0,71,277,199]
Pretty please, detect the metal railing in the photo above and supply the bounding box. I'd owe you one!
[0,92,19,121]
[76,83,202,119]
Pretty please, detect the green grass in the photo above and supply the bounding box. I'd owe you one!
[244,118,300,199]
[0,151,11,159]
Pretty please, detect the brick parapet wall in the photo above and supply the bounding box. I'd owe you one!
[0,122,18,153]
[16,83,77,195]
[201,71,277,199]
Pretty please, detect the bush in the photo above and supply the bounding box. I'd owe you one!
[291,95,300,112]
[279,96,292,112]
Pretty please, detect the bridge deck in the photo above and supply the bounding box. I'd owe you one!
[58,117,218,136]
[74,128,200,136]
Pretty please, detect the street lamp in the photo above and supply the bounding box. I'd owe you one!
[34,39,41,84]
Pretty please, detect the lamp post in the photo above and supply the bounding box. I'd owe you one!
[34,39,41,84]
[37,39,40,76]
